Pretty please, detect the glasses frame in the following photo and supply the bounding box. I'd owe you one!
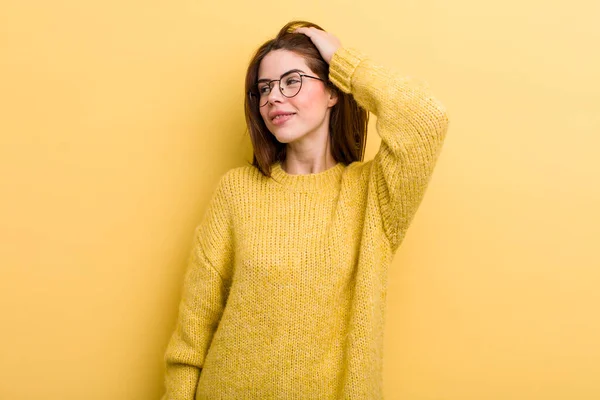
[249,71,325,107]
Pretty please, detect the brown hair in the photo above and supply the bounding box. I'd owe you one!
[244,20,369,177]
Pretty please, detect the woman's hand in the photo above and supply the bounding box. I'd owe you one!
[294,27,341,65]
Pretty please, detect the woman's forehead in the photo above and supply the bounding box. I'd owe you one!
[258,50,313,80]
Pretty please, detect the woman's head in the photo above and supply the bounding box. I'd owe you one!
[245,21,369,177]
[256,47,338,150]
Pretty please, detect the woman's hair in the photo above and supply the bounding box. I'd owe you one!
[244,20,369,177]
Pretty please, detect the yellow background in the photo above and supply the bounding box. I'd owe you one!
[1,0,599,399]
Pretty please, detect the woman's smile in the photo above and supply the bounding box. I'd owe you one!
[271,113,296,125]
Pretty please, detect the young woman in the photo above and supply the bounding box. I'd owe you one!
[162,20,449,399]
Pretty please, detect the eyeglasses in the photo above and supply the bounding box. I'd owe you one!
[248,70,325,107]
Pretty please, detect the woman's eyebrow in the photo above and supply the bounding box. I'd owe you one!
[257,69,306,83]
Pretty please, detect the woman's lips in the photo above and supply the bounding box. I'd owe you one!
[271,113,295,126]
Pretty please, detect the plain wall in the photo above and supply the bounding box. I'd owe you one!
[1,0,598,398]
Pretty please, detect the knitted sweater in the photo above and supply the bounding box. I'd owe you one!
[162,47,449,399]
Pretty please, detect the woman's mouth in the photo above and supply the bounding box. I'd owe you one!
[271,113,296,125]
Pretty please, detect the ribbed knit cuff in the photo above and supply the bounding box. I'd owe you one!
[329,47,364,94]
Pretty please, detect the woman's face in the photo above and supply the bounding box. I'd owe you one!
[257,50,338,145]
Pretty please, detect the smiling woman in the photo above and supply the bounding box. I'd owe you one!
[161,20,449,399]
[254,49,340,154]
[244,21,369,176]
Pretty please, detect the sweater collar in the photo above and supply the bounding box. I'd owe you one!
[270,161,345,192]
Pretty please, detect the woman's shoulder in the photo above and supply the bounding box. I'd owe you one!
[345,159,374,180]
[213,163,265,194]
[219,163,263,183]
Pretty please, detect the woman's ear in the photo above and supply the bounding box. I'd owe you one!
[327,87,339,108]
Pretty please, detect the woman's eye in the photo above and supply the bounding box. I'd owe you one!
[259,86,270,94]
[286,79,300,85]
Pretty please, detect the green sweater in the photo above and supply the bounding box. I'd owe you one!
[162,46,449,399]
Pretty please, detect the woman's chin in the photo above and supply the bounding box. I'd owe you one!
[272,130,301,144]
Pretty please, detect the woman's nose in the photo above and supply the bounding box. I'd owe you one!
[267,82,285,104]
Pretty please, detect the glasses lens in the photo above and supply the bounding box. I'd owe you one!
[280,72,302,98]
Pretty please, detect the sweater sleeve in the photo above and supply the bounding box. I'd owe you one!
[329,47,449,251]
[162,173,234,400]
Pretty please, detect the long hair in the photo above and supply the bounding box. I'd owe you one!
[244,21,369,177]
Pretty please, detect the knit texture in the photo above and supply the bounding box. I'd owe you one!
[162,46,449,399]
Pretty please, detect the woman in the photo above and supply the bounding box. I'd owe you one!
[162,20,449,399]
